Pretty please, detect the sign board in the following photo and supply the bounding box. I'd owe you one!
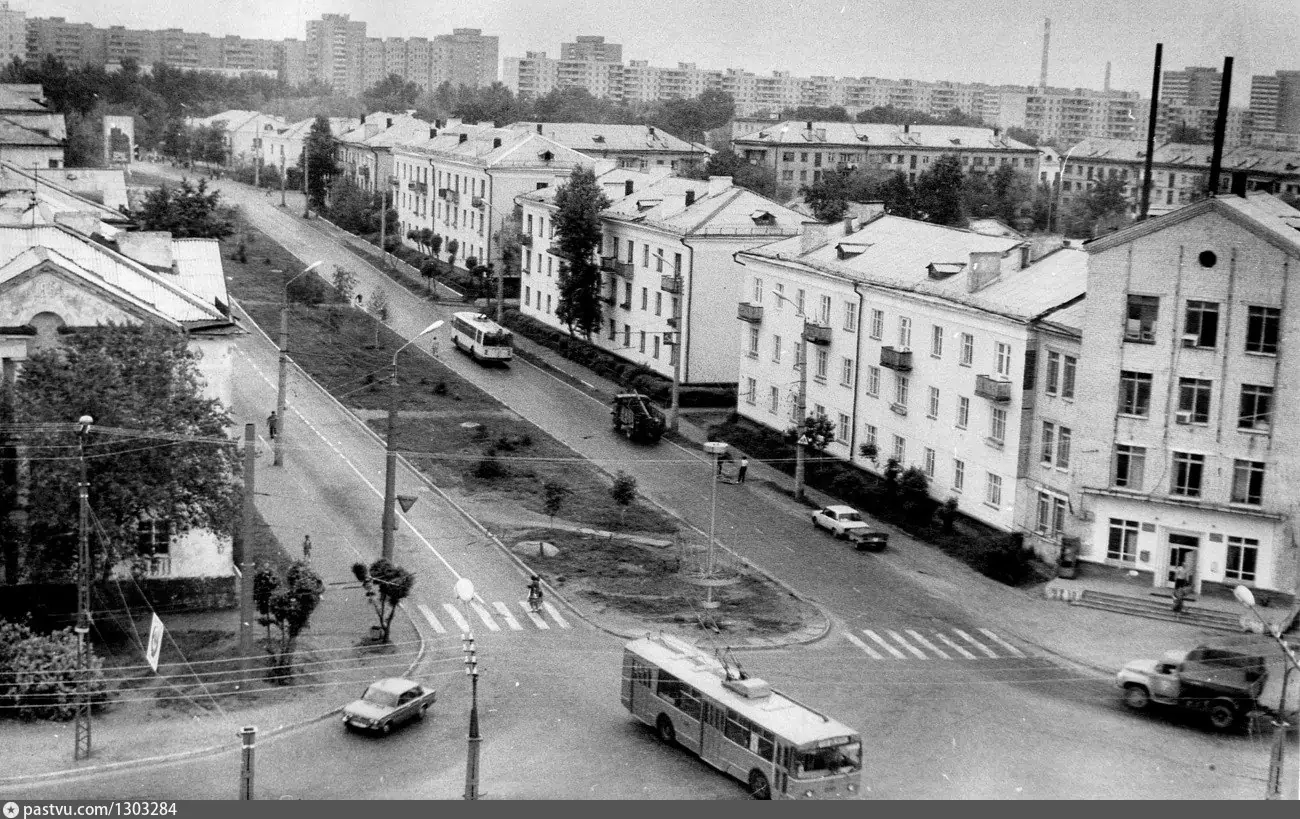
[146,612,165,672]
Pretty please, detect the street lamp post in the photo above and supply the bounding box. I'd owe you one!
[73,415,94,761]
[454,577,482,801]
[771,290,809,500]
[275,261,324,467]
[382,320,444,561]
[1231,585,1300,800]
[702,441,727,610]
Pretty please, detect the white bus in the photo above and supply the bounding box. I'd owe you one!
[622,634,862,800]
[450,311,513,363]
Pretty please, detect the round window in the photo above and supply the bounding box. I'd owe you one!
[1198,250,1217,268]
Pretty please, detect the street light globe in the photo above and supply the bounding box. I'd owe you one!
[454,577,475,603]
[78,415,94,425]
[1232,585,1256,608]
[703,441,728,456]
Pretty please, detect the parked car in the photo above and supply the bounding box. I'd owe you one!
[343,678,437,734]
[1117,644,1267,730]
[811,505,872,539]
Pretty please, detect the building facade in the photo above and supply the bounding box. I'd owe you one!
[0,1,24,65]
[1251,70,1300,136]
[336,112,437,194]
[509,122,707,173]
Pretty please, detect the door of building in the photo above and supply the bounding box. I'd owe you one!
[1166,533,1200,590]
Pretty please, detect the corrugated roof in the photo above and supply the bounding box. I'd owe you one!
[169,239,229,309]
[0,118,61,146]
[733,121,1035,152]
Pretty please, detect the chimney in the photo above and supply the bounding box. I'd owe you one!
[1039,17,1051,91]
[806,120,813,131]
[624,179,634,196]
[648,125,656,138]
[685,190,696,207]
[707,175,732,196]
[967,251,1002,292]
[52,211,100,236]
[386,117,393,128]
[458,133,468,144]
[117,231,175,270]
[842,216,856,236]
[800,221,829,254]
[993,126,1001,138]
[903,123,910,134]
[493,137,502,149]
[429,128,438,139]
[1207,56,1233,197]
[361,114,367,124]
[536,123,543,134]
[1104,61,1112,93]
[1230,171,1249,197]
[1138,43,1163,220]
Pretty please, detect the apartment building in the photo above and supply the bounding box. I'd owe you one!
[1073,191,1300,596]
[306,13,367,95]
[1251,70,1300,135]
[733,215,1086,534]
[1162,66,1226,108]
[186,110,287,166]
[1158,103,1251,147]
[0,1,22,65]
[509,122,707,173]
[335,112,437,194]
[517,169,804,385]
[433,29,498,90]
[503,51,624,100]
[560,35,622,63]
[393,125,593,275]
[260,116,360,175]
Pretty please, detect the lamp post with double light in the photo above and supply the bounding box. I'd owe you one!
[275,261,324,467]
[1232,585,1299,800]
[454,577,482,800]
[382,320,443,561]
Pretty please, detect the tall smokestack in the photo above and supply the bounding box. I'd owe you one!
[1104,62,1111,93]
[1039,18,1051,91]
[1207,56,1233,197]
[1139,44,1163,221]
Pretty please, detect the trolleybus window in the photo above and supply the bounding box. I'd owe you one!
[793,739,862,779]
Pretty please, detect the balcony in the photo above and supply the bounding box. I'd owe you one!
[802,322,832,346]
[975,374,1012,402]
[660,275,681,293]
[600,293,616,306]
[666,317,679,329]
[890,402,908,417]
[880,346,913,371]
[519,233,532,246]
[737,302,764,323]
[602,259,634,279]
[437,187,449,199]
[471,196,485,209]
[619,300,632,310]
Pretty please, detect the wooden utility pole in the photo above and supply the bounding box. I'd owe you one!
[73,416,94,761]
[239,423,256,670]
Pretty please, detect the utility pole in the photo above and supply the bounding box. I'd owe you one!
[302,143,311,218]
[454,578,482,800]
[253,143,261,189]
[74,415,94,761]
[279,154,287,208]
[703,441,727,609]
[239,423,256,670]
[276,262,323,468]
[493,263,504,324]
[238,726,256,800]
[1232,585,1300,800]
[667,260,685,433]
[383,321,444,561]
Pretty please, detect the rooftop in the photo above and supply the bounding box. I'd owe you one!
[733,121,1035,152]
[1069,138,1300,175]
[1088,192,1300,258]
[508,122,705,154]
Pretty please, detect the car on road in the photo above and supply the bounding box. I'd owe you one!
[1117,644,1267,731]
[811,505,872,539]
[342,678,436,735]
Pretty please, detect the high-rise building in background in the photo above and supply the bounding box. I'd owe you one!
[306,13,367,95]
[1160,66,1224,107]
[1250,70,1300,135]
[433,29,498,90]
[560,35,621,63]
[0,1,26,65]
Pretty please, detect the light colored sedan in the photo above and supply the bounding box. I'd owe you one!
[811,505,872,539]
[342,677,436,735]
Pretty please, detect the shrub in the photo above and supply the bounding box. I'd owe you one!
[432,381,449,396]
[473,455,506,480]
[0,621,111,720]
[977,534,1038,585]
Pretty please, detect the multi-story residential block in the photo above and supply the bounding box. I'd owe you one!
[336,112,437,194]
[393,124,594,274]
[517,168,804,387]
[733,215,1087,534]
[622,62,722,104]
[1073,191,1300,596]
[260,116,360,176]
[0,1,23,66]
[26,17,104,67]
[306,13,367,95]
[185,109,287,167]
[560,35,621,63]
[1250,70,1300,135]
[503,51,624,100]
[1158,103,1251,147]
[509,122,708,173]
[994,89,1145,144]
[1161,66,1226,108]
[280,38,307,86]
[432,29,498,90]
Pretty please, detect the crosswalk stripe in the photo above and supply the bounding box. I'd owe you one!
[979,628,1025,657]
[541,601,570,629]
[934,632,978,659]
[861,629,908,660]
[470,601,500,632]
[519,602,549,629]
[952,628,998,658]
[493,602,522,631]
[417,603,446,634]
[843,630,884,659]
[905,629,950,659]
[442,603,471,633]
[886,629,928,660]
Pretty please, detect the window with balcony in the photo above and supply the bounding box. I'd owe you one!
[1183,300,1219,349]
[818,294,832,326]
[1170,451,1205,497]
[928,386,939,419]
[1231,459,1265,505]
[1119,370,1153,417]
[1176,378,1212,424]
[957,396,969,429]
[1113,444,1146,489]
[870,309,884,340]
[1125,295,1158,343]
[953,459,965,492]
[1238,384,1273,431]
[1225,536,1258,582]
[931,325,944,358]
[751,278,764,305]
[866,365,880,397]
[1245,306,1280,354]
[625,239,634,263]
[1107,519,1139,562]
[960,332,974,366]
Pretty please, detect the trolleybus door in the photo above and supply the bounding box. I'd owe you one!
[700,700,726,767]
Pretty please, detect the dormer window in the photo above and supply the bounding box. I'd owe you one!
[750,210,775,225]
[592,135,605,143]
[538,150,554,162]
[636,198,663,212]
[836,243,871,260]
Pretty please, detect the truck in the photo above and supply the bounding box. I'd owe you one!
[611,392,666,443]
[1116,643,1268,730]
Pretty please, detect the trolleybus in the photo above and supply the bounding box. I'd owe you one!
[450,311,513,364]
[622,634,862,799]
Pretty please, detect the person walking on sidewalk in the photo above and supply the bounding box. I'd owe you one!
[736,457,749,484]
[266,411,279,440]
[302,534,312,563]
[1171,561,1190,614]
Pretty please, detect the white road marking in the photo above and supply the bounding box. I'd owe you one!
[470,601,500,632]
[442,603,471,633]
[417,603,445,634]
[979,628,1025,657]
[843,630,884,659]
[542,601,570,629]
[886,629,928,659]
[952,628,998,658]
[493,601,522,630]
[519,602,549,629]
[861,629,908,660]
[905,629,950,659]
[934,632,977,660]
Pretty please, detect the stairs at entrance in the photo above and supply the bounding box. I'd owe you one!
[1069,589,1245,633]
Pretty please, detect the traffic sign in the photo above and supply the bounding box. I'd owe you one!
[146,612,165,672]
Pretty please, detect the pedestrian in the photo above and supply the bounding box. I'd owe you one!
[266,410,278,440]
[1171,562,1190,613]
[736,456,749,484]
[302,535,312,563]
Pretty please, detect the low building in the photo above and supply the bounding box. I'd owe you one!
[0,84,66,168]
[186,109,288,168]
[508,122,710,174]
[335,111,436,194]
[260,116,360,178]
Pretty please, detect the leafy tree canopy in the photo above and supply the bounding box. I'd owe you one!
[683,149,776,198]
[914,154,967,226]
[363,73,422,113]
[782,105,852,123]
[135,177,234,239]
[553,166,610,338]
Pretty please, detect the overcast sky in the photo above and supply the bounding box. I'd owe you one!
[34,0,1297,94]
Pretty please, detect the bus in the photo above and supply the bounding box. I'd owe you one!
[622,634,862,800]
[450,311,513,364]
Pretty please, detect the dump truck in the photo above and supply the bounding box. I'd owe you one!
[1117,642,1268,730]
[612,392,666,443]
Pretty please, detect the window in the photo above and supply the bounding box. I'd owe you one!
[986,473,1003,507]
[747,326,759,357]
[609,319,616,340]
[957,396,969,429]
[898,317,912,348]
[989,407,1006,445]
[1231,460,1265,505]
[624,325,631,347]
[959,333,974,366]
[953,459,965,492]
[1225,536,1258,582]
[752,278,764,304]
[863,423,877,448]
[773,283,784,309]
[814,348,829,380]
[894,374,909,406]
[1044,351,1060,396]
[892,434,905,462]
[995,342,1012,377]
[1041,422,1055,465]
[137,519,171,555]
[655,292,663,316]
[796,289,805,316]
[639,330,647,353]
[1245,306,1280,354]
[759,384,777,415]
[844,302,858,332]
[744,377,757,405]
[1170,451,1205,497]
[837,413,850,443]
[1183,301,1219,348]
[1107,519,1139,562]
[928,386,939,418]
[866,366,880,397]
[1061,355,1076,399]
[819,295,832,325]
[931,325,944,358]
[626,239,634,262]
[1176,378,1212,424]
[923,448,935,477]
[772,334,782,363]
[1125,295,1159,342]
[1119,371,1153,417]
[1112,444,1146,489]
[1056,426,1071,469]
[1239,384,1273,430]
[641,287,648,310]
[1035,492,1066,538]
[653,336,660,359]
[841,357,854,386]
[870,309,884,340]
[642,245,649,267]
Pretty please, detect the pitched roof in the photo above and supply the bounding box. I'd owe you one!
[1087,192,1300,257]
[1069,138,1300,175]
[507,122,703,154]
[0,117,62,147]
[400,130,593,170]
[0,162,132,226]
[733,121,1035,152]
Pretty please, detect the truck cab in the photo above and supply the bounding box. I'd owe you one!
[1117,645,1267,730]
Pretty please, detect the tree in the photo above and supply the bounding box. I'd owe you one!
[553,167,611,338]
[253,566,280,642]
[898,466,933,524]
[645,90,735,143]
[418,227,434,256]
[0,620,109,720]
[800,167,853,222]
[134,177,234,239]
[363,73,422,113]
[542,480,570,526]
[914,154,966,226]
[304,115,338,210]
[325,176,373,235]
[1168,122,1207,144]
[351,558,415,642]
[989,164,1035,225]
[10,324,241,583]
[686,149,776,198]
[446,237,460,272]
[782,105,851,122]
[1005,126,1040,147]
[610,471,637,528]
[263,560,324,680]
[877,171,917,217]
[368,288,390,348]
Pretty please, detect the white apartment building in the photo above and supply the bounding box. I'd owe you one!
[260,117,360,177]
[509,122,708,173]
[516,169,803,385]
[186,110,287,167]
[393,126,593,274]
[734,216,1087,534]
[1073,192,1300,597]
[335,112,437,194]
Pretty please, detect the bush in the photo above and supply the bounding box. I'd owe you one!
[473,455,506,480]
[0,621,111,720]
